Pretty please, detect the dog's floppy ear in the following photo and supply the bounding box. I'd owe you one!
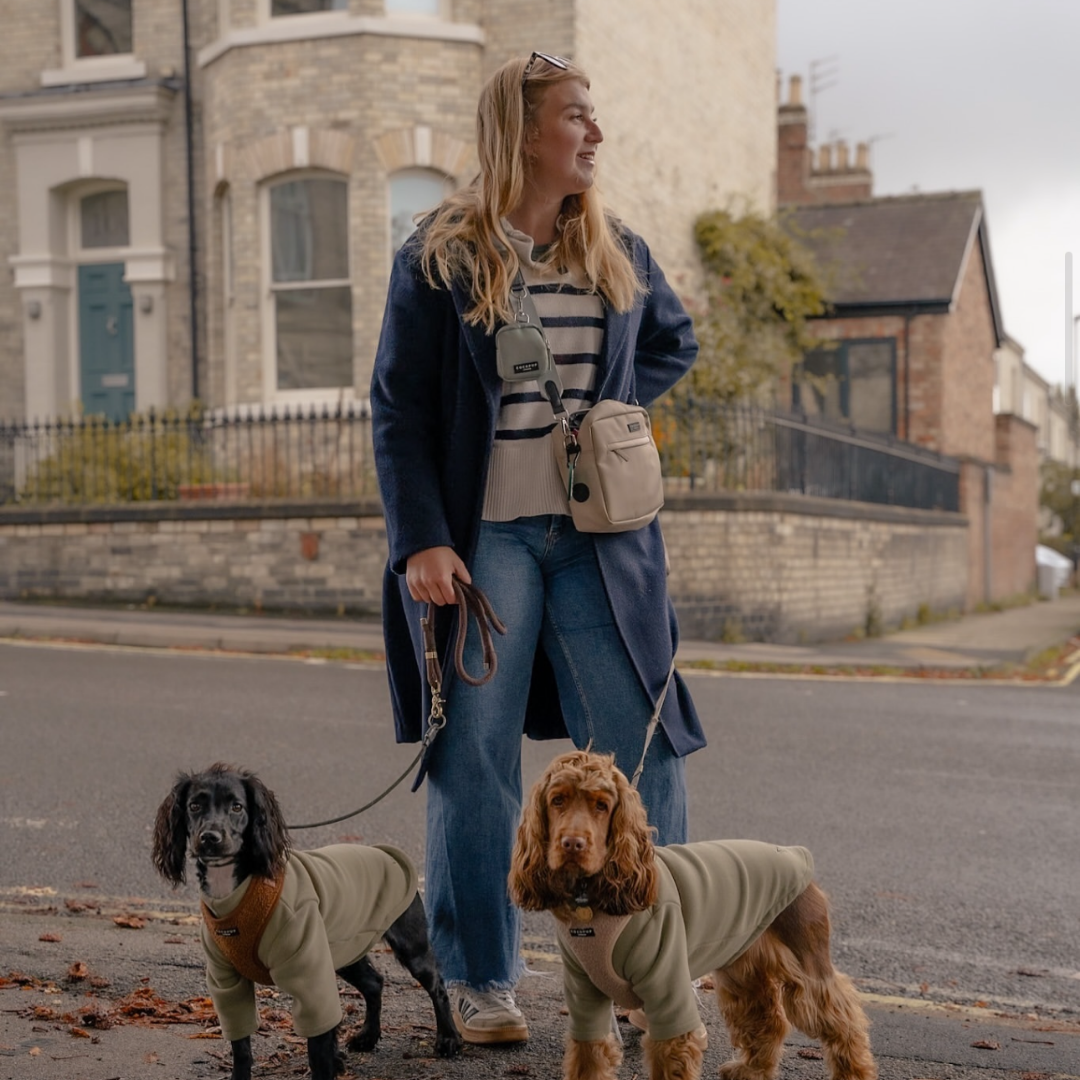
[243,770,291,879]
[509,768,560,911]
[596,765,658,914]
[152,774,191,886]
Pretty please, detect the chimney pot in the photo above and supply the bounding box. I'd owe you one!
[836,140,850,170]
[856,142,870,170]
[788,74,802,106]
[818,144,832,172]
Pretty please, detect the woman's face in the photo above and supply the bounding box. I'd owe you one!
[524,78,604,202]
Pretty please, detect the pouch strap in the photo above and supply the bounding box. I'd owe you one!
[511,270,568,420]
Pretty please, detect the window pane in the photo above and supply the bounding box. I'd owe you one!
[271,179,349,283]
[75,0,133,57]
[386,0,439,12]
[798,349,843,423]
[390,172,447,252]
[276,287,353,389]
[81,190,130,249]
[847,341,894,433]
[271,0,347,15]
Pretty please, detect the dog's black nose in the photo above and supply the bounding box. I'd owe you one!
[197,830,223,852]
[560,835,587,853]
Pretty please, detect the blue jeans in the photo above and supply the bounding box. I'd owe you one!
[424,515,688,990]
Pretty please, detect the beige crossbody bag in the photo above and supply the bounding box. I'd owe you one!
[495,271,664,533]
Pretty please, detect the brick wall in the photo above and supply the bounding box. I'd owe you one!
[0,495,969,642]
[990,414,1037,599]
[939,239,997,462]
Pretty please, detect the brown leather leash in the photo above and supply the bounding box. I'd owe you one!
[290,577,504,829]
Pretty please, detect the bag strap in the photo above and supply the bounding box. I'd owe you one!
[511,269,568,422]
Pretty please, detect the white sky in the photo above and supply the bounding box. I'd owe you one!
[777,0,1080,390]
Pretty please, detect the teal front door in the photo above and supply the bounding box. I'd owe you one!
[79,263,135,422]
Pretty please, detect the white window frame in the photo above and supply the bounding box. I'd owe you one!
[42,0,147,87]
[260,171,355,406]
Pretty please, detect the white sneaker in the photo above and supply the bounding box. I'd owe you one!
[452,987,529,1044]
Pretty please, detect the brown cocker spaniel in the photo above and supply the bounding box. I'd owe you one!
[509,750,877,1080]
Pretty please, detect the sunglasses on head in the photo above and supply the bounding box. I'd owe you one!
[522,51,570,86]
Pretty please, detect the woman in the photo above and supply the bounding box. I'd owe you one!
[370,52,706,1045]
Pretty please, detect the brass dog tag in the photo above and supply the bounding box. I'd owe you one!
[574,905,593,922]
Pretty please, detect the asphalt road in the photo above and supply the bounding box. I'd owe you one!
[2,641,1079,1078]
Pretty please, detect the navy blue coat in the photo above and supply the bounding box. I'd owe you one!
[370,228,706,759]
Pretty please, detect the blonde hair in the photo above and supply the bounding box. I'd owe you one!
[419,55,644,333]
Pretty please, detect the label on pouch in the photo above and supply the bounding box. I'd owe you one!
[569,927,595,937]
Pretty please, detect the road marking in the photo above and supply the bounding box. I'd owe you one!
[0,817,79,829]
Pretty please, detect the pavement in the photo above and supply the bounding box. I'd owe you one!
[1,590,1079,675]
[3,594,1080,1079]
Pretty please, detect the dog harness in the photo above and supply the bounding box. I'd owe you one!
[201,870,285,985]
[555,913,641,1009]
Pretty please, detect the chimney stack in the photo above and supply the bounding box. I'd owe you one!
[835,141,850,171]
[856,142,870,170]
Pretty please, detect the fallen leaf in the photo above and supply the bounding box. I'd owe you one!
[67,962,90,981]
[971,1039,1000,1049]
[798,1047,825,1060]
[38,933,62,943]
[113,915,146,930]
[69,1026,91,1039]
[28,1047,41,1056]
[89,976,111,989]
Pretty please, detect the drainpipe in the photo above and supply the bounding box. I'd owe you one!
[181,0,200,402]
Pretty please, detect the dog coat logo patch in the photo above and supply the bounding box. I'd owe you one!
[215,927,241,937]
[569,926,596,937]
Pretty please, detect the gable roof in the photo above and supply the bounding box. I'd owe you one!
[784,190,1005,343]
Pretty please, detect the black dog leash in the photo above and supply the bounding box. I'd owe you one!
[291,578,505,830]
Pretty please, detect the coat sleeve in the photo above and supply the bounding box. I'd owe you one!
[370,242,456,573]
[559,939,620,1043]
[630,237,698,407]
[202,927,258,1042]
[619,902,703,1042]
[261,898,344,1039]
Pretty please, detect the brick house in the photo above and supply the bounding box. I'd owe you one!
[0,0,776,423]
[777,75,1037,606]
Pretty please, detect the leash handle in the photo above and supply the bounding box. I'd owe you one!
[423,576,507,690]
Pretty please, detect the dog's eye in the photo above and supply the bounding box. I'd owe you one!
[188,801,202,813]
[230,802,245,814]
[550,793,565,808]
[594,799,609,813]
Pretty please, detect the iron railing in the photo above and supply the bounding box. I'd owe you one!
[652,399,961,512]
[0,404,377,506]
[0,401,960,513]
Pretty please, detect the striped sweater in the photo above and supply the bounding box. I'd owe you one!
[482,224,605,521]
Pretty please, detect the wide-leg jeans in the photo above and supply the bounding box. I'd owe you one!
[424,515,688,990]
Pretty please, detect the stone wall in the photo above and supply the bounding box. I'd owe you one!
[0,494,969,642]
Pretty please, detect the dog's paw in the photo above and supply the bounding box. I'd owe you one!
[435,1028,464,1058]
[719,1061,772,1080]
[345,1024,380,1053]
